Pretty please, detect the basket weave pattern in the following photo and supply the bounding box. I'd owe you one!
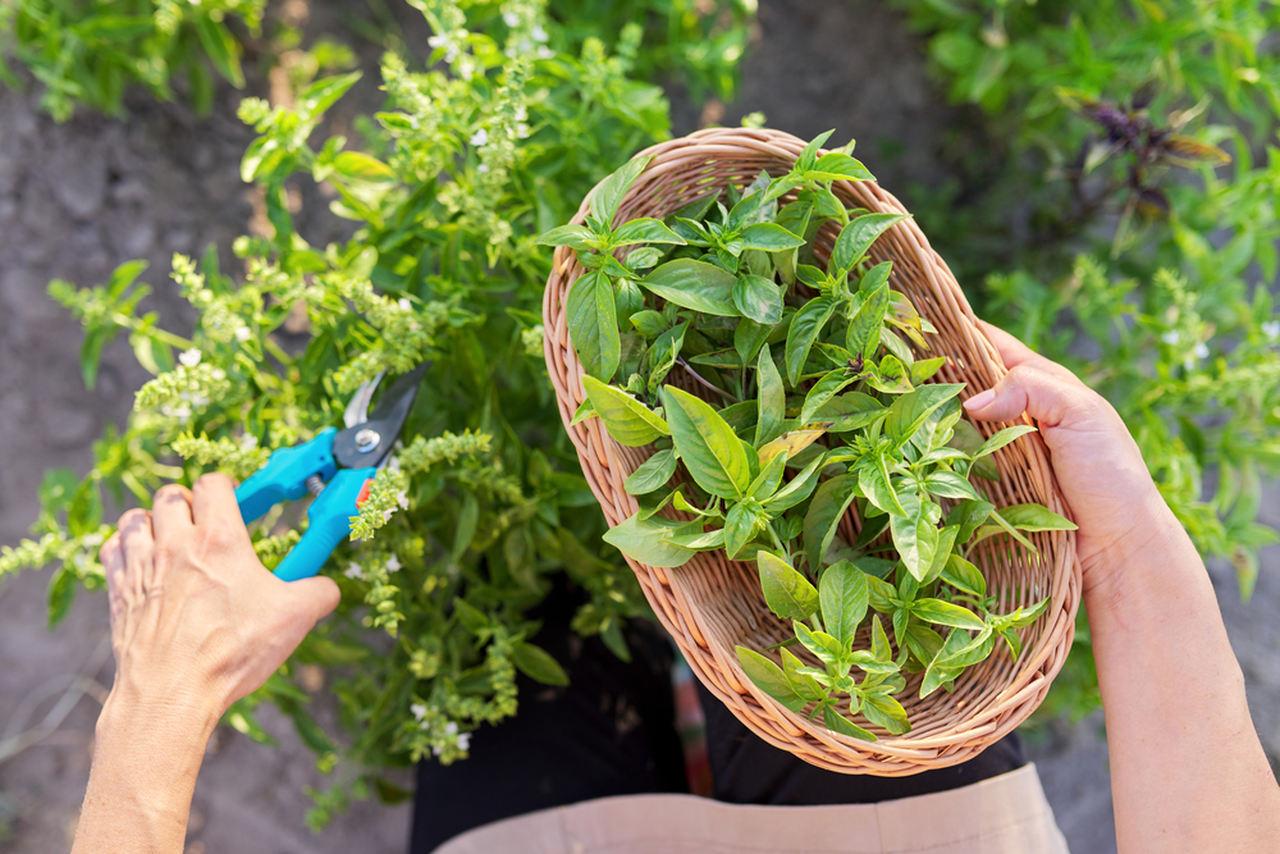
[542,127,1082,775]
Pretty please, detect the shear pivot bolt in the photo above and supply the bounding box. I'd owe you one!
[354,428,381,453]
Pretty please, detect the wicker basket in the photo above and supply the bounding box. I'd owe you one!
[542,127,1081,775]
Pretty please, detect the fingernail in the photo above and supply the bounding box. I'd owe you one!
[964,389,995,411]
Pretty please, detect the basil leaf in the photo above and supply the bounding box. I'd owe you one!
[754,344,785,446]
[796,129,835,172]
[590,154,650,224]
[732,274,784,324]
[536,223,594,250]
[758,551,819,621]
[884,383,965,445]
[566,271,620,380]
[802,473,859,569]
[748,451,788,500]
[623,448,678,495]
[940,553,987,597]
[973,424,1038,459]
[858,452,906,517]
[819,560,869,647]
[824,705,877,741]
[889,490,942,582]
[581,375,669,447]
[861,691,910,734]
[814,392,884,433]
[512,642,570,686]
[830,212,908,276]
[809,151,874,182]
[759,428,826,466]
[725,503,762,558]
[661,385,751,499]
[739,222,806,251]
[924,471,980,500]
[800,367,859,424]
[602,513,695,568]
[613,217,687,246]
[785,296,836,384]
[793,619,845,667]
[846,279,890,359]
[947,498,994,543]
[764,455,825,513]
[997,503,1078,531]
[736,646,807,712]
[912,598,986,630]
[641,259,738,316]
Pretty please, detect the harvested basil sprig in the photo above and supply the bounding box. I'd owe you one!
[540,132,1076,739]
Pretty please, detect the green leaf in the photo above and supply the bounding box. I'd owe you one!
[889,490,942,581]
[800,368,859,424]
[624,449,678,495]
[590,155,651,224]
[748,452,788,500]
[973,425,1038,459]
[603,513,695,568]
[512,642,570,687]
[793,620,845,666]
[846,279,890,359]
[566,271,620,380]
[814,392,884,433]
[947,499,994,543]
[858,453,906,516]
[757,552,819,621]
[924,471,980,500]
[912,598,985,630]
[885,384,965,445]
[997,503,1078,532]
[796,130,836,171]
[809,151,874,182]
[764,455,825,513]
[803,473,859,569]
[819,560,869,646]
[861,691,910,734]
[194,17,244,87]
[537,223,594,250]
[47,564,77,628]
[641,259,738,316]
[613,217,687,246]
[754,344,785,446]
[661,385,751,498]
[736,647,807,712]
[740,222,806,251]
[785,297,837,384]
[733,274,783,324]
[333,151,395,182]
[581,376,669,446]
[725,503,762,558]
[830,213,908,275]
[940,554,987,597]
[824,705,877,741]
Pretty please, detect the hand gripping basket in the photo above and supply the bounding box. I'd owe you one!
[542,127,1082,775]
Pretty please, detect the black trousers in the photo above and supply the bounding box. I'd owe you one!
[410,584,1025,851]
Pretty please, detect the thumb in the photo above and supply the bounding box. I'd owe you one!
[286,575,342,625]
[962,364,1096,429]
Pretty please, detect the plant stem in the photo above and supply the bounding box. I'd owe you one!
[676,358,734,401]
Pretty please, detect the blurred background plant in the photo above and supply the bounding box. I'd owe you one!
[1,0,1276,828]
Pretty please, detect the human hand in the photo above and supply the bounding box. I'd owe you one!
[962,321,1183,599]
[97,473,340,727]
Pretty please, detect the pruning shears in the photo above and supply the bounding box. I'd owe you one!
[235,364,427,581]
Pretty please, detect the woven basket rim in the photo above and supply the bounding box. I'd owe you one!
[542,126,1083,775]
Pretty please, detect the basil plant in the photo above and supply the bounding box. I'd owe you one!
[541,133,1075,739]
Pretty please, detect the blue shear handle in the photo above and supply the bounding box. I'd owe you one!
[236,428,339,524]
[272,467,375,582]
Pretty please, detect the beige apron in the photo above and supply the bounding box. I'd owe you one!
[435,763,1069,853]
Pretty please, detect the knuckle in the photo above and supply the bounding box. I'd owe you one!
[155,484,191,504]
[200,471,235,490]
[118,508,149,529]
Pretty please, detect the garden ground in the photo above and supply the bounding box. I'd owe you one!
[1,2,1276,851]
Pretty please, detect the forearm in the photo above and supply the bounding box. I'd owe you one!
[72,692,217,854]
[1086,496,1280,853]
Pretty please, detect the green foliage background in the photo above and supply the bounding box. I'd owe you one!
[1,0,1276,822]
